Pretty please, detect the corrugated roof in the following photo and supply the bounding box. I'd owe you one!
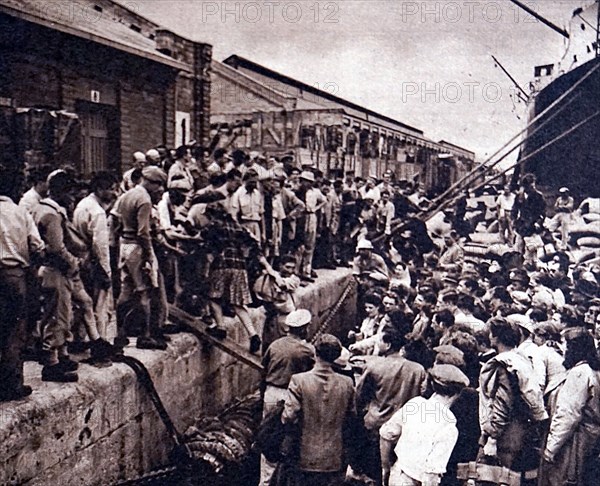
[0,0,192,72]
[223,55,424,135]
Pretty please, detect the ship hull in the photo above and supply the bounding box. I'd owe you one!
[521,57,600,197]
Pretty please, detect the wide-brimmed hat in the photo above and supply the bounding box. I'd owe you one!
[300,171,315,182]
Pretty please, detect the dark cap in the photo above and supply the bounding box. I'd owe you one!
[141,166,167,185]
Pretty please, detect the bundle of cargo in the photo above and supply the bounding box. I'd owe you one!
[182,392,262,478]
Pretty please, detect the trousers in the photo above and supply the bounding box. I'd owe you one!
[0,267,27,390]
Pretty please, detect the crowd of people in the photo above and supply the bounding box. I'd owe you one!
[0,143,433,393]
[258,172,600,486]
[2,142,600,486]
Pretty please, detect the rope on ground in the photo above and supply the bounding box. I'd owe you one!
[310,277,357,344]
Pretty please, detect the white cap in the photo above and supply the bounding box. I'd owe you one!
[285,309,312,328]
[133,151,146,163]
[356,239,374,251]
[507,314,534,334]
[559,187,569,193]
[146,149,160,160]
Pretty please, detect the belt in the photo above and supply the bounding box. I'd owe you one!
[265,383,287,389]
[241,219,261,223]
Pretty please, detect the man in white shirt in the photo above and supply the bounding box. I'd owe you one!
[298,171,326,282]
[19,165,52,213]
[73,172,118,343]
[377,190,396,236]
[380,364,469,486]
[496,185,516,244]
[230,171,264,242]
[359,177,381,203]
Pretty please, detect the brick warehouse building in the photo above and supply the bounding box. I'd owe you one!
[0,0,212,176]
[211,55,476,193]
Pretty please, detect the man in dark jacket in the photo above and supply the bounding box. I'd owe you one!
[513,173,546,254]
[355,325,426,483]
[282,334,355,486]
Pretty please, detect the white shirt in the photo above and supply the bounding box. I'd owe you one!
[497,193,515,218]
[518,339,546,393]
[230,186,264,222]
[72,194,111,274]
[0,196,45,268]
[19,187,43,213]
[380,396,459,483]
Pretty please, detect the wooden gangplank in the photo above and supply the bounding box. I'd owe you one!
[168,305,263,372]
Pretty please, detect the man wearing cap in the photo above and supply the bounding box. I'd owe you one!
[380,364,469,486]
[115,165,168,351]
[260,309,315,486]
[298,171,326,282]
[120,151,147,193]
[552,187,574,249]
[230,170,265,243]
[282,334,355,486]
[32,171,88,382]
[353,239,389,280]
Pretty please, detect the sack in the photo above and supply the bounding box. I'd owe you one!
[253,272,286,304]
[456,460,537,486]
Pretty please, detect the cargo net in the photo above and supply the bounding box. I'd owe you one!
[114,393,263,486]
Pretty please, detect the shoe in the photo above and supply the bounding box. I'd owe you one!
[301,276,315,283]
[90,339,115,361]
[249,335,261,354]
[136,336,168,351]
[114,336,130,349]
[42,364,78,382]
[206,326,227,340]
[310,271,318,278]
[322,264,336,270]
[0,385,32,401]
[58,356,79,372]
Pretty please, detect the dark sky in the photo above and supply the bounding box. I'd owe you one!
[123,0,598,162]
